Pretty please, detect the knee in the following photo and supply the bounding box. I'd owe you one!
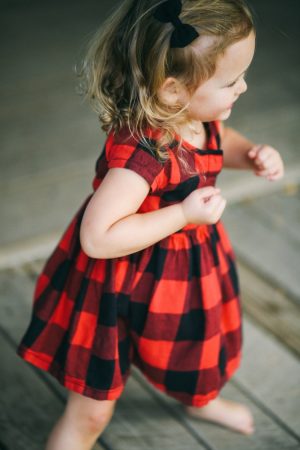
[84,404,115,434]
[65,395,117,435]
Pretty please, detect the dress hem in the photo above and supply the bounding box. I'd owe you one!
[16,345,127,401]
[17,345,241,407]
[132,350,242,407]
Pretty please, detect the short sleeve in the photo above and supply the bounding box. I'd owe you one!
[106,134,165,194]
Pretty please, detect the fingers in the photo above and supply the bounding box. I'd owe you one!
[208,193,225,208]
[255,166,278,176]
[207,195,227,221]
[205,192,225,210]
[249,144,284,182]
[248,144,263,158]
[255,168,283,180]
[249,145,275,168]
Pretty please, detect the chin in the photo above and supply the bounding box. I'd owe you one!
[217,109,232,120]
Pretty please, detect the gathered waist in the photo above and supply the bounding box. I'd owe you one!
[174,223,211,237]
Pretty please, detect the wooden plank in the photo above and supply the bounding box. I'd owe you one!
[219,167,300,208]
[236,319,300,437]
[237,259,300,357]
[0,164,93,248]
[132,366,300,450]
[0,234,61,271]
[102,373,208,450]
[222,190,300,303]
[0,268,104,450]
[0,331,105,450]
[2,265,300,449]
[252,185,300,244]
[225,105,300,166]
[0,331,63,450]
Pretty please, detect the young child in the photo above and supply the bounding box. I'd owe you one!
[17,0,284,448]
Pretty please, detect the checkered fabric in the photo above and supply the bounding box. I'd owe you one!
[17,120,243,407]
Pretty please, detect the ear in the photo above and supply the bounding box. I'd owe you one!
[157,77,189,107]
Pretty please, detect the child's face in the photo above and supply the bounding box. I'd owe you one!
[180,31,256,122]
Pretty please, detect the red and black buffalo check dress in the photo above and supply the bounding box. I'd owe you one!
[17,120,243,407]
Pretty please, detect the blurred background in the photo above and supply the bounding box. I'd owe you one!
[0,1,300,449]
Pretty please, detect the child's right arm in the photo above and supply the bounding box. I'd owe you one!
[80,168,224,259]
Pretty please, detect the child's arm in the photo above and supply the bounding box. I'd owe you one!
[81,168,221,259]
[80,168,188,259]
[219,122,284,180]
[219,122,256,170]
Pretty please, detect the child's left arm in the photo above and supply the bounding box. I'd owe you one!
[219,122,284,181]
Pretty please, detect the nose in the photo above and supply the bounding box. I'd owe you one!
[236,78,248,95]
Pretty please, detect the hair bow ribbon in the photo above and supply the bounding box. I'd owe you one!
[153,0,199,48]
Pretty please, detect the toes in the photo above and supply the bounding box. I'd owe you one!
[243,425,256,435]
[184,400,256,436]
[241,417,256,435]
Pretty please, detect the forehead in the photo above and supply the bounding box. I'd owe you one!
[191,31,256,85]
[214,31,256,79]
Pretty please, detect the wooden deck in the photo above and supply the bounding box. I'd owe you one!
[1,0,300,448]
[1,253,299,450]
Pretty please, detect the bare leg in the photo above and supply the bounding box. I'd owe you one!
[45,391,117,450]
[184,395,255,435]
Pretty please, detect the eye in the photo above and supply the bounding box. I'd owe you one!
[225,70,249,89]
[226,80,237,88]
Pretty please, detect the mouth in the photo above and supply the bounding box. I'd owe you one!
[228,99,238,109]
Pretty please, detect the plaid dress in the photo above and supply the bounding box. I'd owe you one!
[17,120,243,407]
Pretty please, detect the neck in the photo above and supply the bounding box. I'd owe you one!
[176,120,205,138]
[174,121,207,149]
[187,120,204,135]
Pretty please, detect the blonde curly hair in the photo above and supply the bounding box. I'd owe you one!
[76,0,255,175]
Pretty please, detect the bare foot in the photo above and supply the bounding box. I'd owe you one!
[184,396,255,435]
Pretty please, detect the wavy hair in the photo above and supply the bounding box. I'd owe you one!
[76,0,255,175]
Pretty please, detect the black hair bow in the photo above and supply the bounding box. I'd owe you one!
[153,0,199,48]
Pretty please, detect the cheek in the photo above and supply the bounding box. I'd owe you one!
[187,88,234,120]
[191,91,229,112]
[213,90,231,104]
[190,92,211,110]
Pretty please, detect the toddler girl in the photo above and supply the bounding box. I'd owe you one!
[17,0,284,449]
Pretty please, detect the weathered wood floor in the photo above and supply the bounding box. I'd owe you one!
[1,254,299,450]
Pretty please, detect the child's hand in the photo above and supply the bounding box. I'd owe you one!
[181,186,226,226]
[248,144,284,181]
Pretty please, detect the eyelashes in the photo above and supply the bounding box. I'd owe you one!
[226,80,237,88]
[225,69,249,88]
